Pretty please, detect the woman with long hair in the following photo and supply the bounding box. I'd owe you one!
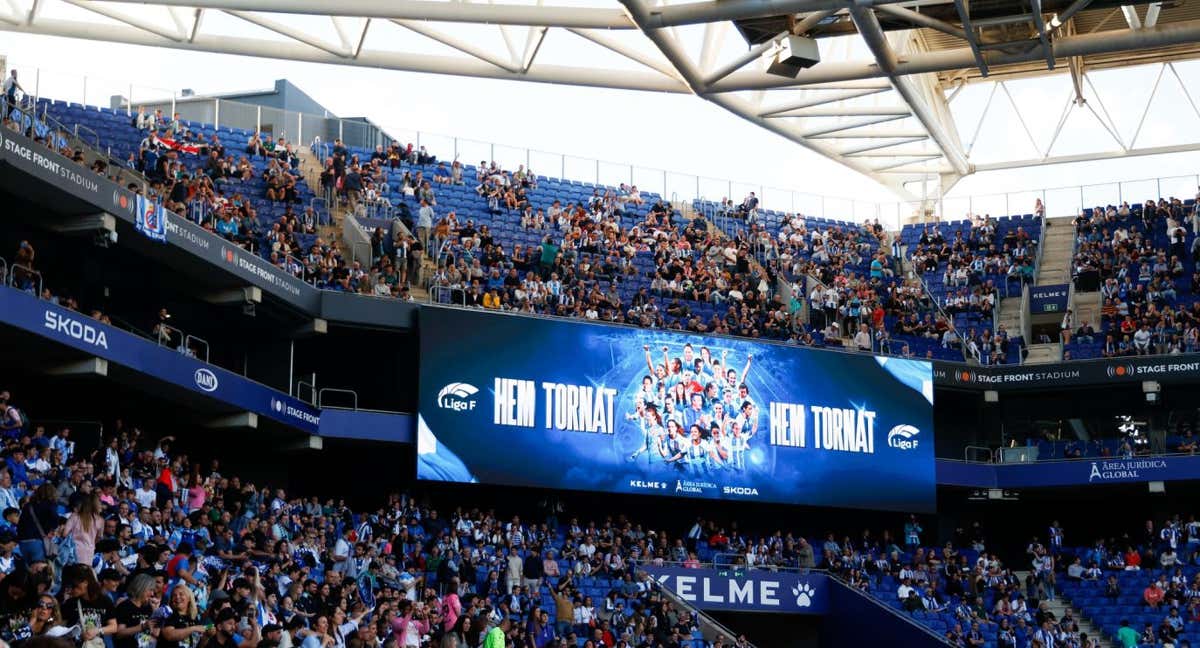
[16,484,60,565]
[59,564,117,647]
[158,584,207,648]
[440,614,471,648]
[64,493,103,569]
[23,593,67,642]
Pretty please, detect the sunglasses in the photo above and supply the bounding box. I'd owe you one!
[36,602,55,610]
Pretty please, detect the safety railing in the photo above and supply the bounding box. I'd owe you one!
[184,334,210,364]
[0,255,7,286]
[317,387,358,410]
[637,572,755,648]
[913,270,971,363]
[964,445,994,463]
[18,64,1200,231]
[1018,283,1031,363]
[295,379,316,405]
[72,123,100,151]
[429,285,467,306]
[826,572,955,647]
[7,263,43,297]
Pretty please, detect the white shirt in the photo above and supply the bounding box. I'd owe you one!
[135,487,157,509]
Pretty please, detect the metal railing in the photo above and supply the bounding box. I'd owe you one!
[429,285,467,306]
[317,387,358,410]
[17,64,1200,232]
[184,334,210,363]
[1018,283,1031,362]
[72,123,100,151]
[964,445,994,462]
[295,379,316,405]
[7,263,43,297]
[826,571,956,647]
[638,572,755,648]
[945,435,1200,464]
[913,270,971,363]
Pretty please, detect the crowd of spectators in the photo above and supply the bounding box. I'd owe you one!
[1070,199,1200,358]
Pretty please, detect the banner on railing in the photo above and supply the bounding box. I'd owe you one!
[0,285,321,434]
[937,455,1200,488]
[933,355,1200,390]
[134,194,167,243]
[1029,283,1069,314]
[644,567,829,614]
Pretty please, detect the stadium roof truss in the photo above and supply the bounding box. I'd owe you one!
[4,0,1200,201]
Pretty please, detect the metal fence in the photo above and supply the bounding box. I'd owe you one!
[21,64,1199,231]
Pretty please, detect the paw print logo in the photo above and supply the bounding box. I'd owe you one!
[792,583,815,608]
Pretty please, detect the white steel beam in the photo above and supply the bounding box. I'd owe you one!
[975,142,1200,171]
[565,28,680,80]
[1120,5,1141,29]
[702,30,786,87]
[85,0,635,28]
[1144,2,1161,27]
[799,115,909,136]
[227,10,347,57]
[189,7,203,42]
[618,0,920,199]
[645,0,908,28]
[393,19,538,73]
[849,6,970,175]
[698,22,727,74]
[766,106,911,117]
[0,16,686,92]
[166,6,188,39]
[758,87,890,116]
[60,0,185,41]
[353,17,370,58]
[710,19,1200,90]
[330,16,352,52]
[839,136,928,155]
[810,130,931,138]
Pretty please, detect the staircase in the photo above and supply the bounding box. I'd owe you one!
[1013,571,1114,648]
[1036,216,1076,285]
[997,296,1022,336]
[1024,342,1062,363]
[1048,597,1115,647]
[1073,291,1101,332]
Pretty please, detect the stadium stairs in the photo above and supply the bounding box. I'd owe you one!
[1010,570,1115,648]
[1025,215,1077,363]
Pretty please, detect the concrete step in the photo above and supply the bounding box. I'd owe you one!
[1024,342,1062,364]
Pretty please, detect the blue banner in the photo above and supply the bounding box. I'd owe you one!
[936,455,1200,488]
[644,567,829,614]
[1029,283,1069,314]
[317,408,414,443]
[134,194,167,243]
[0,286,321,434]
[417,309,935,511]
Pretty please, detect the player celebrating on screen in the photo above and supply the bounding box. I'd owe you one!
[629,404,665,463]
[728,418,747,471]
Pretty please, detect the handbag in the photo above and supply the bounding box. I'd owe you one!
[26,504,58,560]
[78,600,105,648]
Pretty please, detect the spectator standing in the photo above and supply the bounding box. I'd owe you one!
[64,492,104,569]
